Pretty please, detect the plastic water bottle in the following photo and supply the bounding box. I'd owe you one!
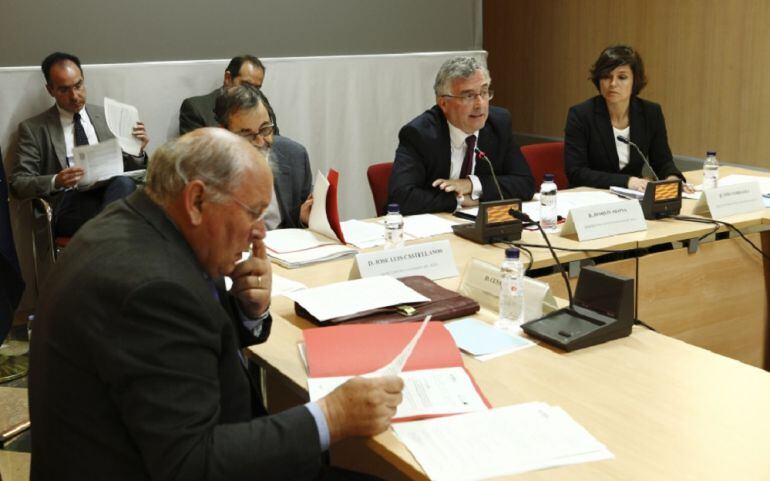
[496,247,525,332]
[539,173,558,232]
[703,151,719,190]
[383,203,405,249]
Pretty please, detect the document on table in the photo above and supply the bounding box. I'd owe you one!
[340,219,385,248]
[308,366,487,419]
[72,138,123,188]
[104,97,142,156]
[523,191,621,222]
[392,402,613,481]
[445,318,534,361]
[286,276,429,322]
[402,214,462,238]
[264,228,340,253]
[689,174,770,200]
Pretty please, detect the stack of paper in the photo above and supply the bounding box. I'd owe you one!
[302,318,490,420]
[264,229,355,268]
[265,169,357,268]
[286,276,428,323]
[393,402,613,481]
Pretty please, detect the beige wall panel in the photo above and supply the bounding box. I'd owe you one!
[484,0,770,167]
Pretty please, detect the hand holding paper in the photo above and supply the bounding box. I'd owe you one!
[318,376,404,443]
[104,97,146,156]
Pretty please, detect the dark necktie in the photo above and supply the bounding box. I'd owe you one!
[459,135,476,178]
[73,112,90,146]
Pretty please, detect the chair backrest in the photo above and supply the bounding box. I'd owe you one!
[520,142,568,190]
[366,162,394,216]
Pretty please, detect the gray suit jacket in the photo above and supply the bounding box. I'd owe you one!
[179,88,280,136]
[271,136,313,229]
[29,189,324,481]
[9,104,145,205]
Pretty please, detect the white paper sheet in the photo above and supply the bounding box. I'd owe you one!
[523,191,621,222]
[392,402,613,481]
[340,219,386,248]
[694,174,770,197]
[308,367,487,419]
[401,214,461,238]
[104,97,142,156]
[366,315,432,377]
[267,243,356,269]
[286,276,429,322]
[71,138,124,187]
[264,228,339,254]
[308,170,339,241]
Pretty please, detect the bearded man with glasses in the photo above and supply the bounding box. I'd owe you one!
[215,84,314,229]
[388,56,535,215]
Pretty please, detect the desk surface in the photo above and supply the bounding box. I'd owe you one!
[248,166,770,480]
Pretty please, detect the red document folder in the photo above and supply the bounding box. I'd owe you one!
[325,169,346,244]
[303,321,491,420]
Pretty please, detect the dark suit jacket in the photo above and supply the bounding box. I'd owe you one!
[9,104,146,208]
[271,136,312,229]
[29,189,323,481]
[0,147,24,342]
[388,105,535,215]
[564,95,684,189]
[178,88,280,136]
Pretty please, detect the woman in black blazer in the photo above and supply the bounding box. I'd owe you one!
[564,45,686,191]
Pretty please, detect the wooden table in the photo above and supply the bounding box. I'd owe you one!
[246,167,770,479]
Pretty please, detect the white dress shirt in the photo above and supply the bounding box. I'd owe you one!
[613,126,631,170]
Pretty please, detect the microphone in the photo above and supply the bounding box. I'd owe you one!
[508,208,574,308]
[616,135,659,181]
[474,147,504,200]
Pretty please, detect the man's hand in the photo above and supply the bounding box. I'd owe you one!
[432,178,472,196]
[299,193,313,226]
[230,233,272,318]
[318,376,404,443]
[54,166,85,189]
[132,121,150,153]
[459,195,479,208]
[627,176,648,192]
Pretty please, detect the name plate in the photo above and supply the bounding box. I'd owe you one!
[458,258,556,320]
[694,182,764,218]
[560,200,646,241]
[352,240,458,280]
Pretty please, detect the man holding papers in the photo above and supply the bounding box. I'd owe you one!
[215,84,313,229]
[29,128,402,481]
[388,56,535,215]
[9,52,149,237]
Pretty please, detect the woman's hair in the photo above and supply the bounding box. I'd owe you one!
[590,45,647,96]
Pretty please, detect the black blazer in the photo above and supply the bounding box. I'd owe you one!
[564,96,684,189]
[388,105,535,215]
[29,189,324,481]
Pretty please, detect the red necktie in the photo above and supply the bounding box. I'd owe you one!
[460,135,476,178]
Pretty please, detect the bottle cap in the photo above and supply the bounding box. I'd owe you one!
[544,173,555,182]
[706,151,717,156]
[387,203,400,214]
[504,247,520,259]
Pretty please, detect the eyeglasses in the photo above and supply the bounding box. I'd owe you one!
[226,193,266,223]
[441,89,494,104]
[236,123,275,143]
[206,186,266,223]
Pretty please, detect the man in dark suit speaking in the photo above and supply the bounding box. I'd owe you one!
[388,56,535,215]
[10,52,149,237]
[29,128,403,480]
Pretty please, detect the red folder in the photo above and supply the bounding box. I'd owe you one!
[325,169,346,244]
[303,322,491,420]
[304,322,463,378]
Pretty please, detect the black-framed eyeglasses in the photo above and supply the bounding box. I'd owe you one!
[236,123,275,143]
[441,89,494,104]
